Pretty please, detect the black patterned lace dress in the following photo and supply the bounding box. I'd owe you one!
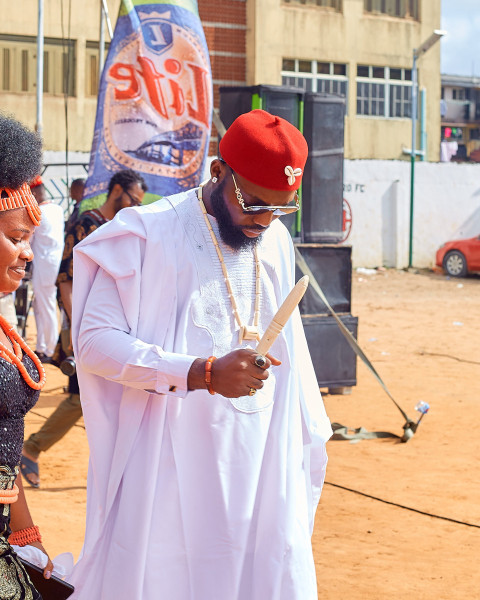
[0,354,42,600]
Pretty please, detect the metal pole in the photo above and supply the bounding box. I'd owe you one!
[99,1,105,85]
[420,87,427,161]
[101,0,114,39]
[408,51,417,268]
[35,0,44,136]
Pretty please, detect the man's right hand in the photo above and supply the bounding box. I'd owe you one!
[187,348,281,398]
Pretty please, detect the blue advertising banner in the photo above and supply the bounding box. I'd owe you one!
[83,0,212,206]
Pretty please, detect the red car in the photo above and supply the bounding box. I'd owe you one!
[436,235,480,277]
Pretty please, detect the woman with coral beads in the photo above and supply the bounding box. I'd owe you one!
[0,114,53,598]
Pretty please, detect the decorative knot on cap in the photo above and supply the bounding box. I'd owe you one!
[284,166,302,186]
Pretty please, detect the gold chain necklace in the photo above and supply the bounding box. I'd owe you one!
[198,184,260,344]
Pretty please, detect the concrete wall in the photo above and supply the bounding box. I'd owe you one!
[342,159,480,268]
[42,151,480,271]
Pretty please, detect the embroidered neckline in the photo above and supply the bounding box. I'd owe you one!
[197,184,260,344]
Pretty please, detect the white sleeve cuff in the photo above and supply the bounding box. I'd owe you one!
[150,348,197,397]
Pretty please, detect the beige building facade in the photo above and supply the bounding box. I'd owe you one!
[0,0,121,151]
[247,0,442,160]
[0,0,441,160]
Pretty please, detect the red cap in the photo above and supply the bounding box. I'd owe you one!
[219,109,308,191]
[30,175,43,188]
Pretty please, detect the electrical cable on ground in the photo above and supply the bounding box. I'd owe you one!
[325,481,480,529]
[418,350,480,365]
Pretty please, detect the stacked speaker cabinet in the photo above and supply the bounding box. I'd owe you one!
[219,85,357,392]
[219,84,304,238]
[295,244,358,391]
[299,92,357,392]
[219,84,304,131]
[302,92,345,244]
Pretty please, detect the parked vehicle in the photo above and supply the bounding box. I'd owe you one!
[436,236,480,277]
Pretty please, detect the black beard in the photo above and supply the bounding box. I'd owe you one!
[209,180,262,251]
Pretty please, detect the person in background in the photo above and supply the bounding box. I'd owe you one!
[0,113,53,597]
[65,178,86,230]
[20,169,147,488]
[69,110,332,599]
[0,292,18,331]
[30,176,64,363]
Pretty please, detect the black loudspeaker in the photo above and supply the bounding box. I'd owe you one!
[295,244,352,314]
[302,315,358,389]
[302,93,345,243]
[219,85,304,130]
[295,243,357,390]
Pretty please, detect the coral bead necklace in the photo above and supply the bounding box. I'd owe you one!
[0,314,46,390]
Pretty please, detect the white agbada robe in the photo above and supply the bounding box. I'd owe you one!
[70,189,332,600]
[31,201,64,355]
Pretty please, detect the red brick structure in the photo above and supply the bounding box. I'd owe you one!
[198,0,247,154]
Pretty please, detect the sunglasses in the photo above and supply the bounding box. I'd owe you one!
[122,188,142,206]
[231,173,299,215]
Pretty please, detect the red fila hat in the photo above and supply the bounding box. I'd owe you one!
[219,109,308,191]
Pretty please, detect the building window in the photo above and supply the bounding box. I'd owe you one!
[283,0,342,10]
[470,128,480,141]
[364,0,418,19]
[389,83,412,118]
[451,88,466,101]
[356,64,413,118]
[43,51,49,93]
[21,50,29,92]
[85,41,110,97]
[2,48,10,90]
[42,39,76,96]
[281,59,348,98]
[357,81,385,116]
[0,34,76,96]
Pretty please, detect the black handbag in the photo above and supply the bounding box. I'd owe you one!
[20,558,74,600]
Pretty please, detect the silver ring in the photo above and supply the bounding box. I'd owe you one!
[254,355,267,368]
[248,387,256,396]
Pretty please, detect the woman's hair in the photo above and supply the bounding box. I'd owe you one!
[0,114,42,190]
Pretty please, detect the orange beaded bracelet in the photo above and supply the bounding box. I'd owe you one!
[205,356,216,395]
[0,483,19,505]
[9,525,42,547]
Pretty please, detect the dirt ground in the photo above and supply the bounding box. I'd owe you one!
[21,268,480,599]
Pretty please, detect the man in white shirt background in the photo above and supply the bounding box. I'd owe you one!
[30,176,64,362]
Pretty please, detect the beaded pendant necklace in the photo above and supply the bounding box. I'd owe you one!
[198,184,261,344]
[0,314,46,390]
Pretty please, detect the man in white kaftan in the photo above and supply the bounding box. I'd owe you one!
[70,110,332,600]
[30,180,64,360]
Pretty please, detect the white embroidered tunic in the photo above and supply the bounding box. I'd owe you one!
[70,189,332,600]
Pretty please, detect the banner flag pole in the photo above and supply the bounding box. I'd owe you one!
[83,0,213,210]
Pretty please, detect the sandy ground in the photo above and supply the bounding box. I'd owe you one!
[21,268,480,599]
